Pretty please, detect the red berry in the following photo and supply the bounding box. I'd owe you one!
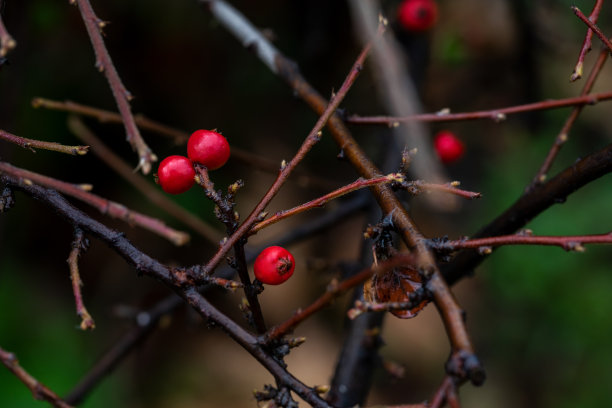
[397,0,438,32]
[254,246,295,285]
[157,155,196,194]
[434,131,465,164]
[187,129,230,170]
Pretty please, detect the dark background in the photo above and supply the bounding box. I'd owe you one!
[1,1,611,407]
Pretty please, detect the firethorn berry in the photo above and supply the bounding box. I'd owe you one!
[254,246,295,285]
[157,155,196,194]
[187,129,230,170]
[434,130,465,164]
[397,0,438,32]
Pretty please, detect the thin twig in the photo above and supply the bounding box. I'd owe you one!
[530,47,608,188]
[570,0,603,81]
[399,180,481,200]
[345,91,612,125]
[70,0,156,173]
[0,346,74,408]
[434,232,612,253]
[0,161,190,245]
[572,5,612,54]
[0,128,88,155]
[250,173,403,234]
[67,228,95,330]
[67,115,221,244]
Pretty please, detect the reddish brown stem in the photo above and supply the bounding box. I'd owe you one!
[251,173,402,235]
[439,232,612,252]
[67,228,95,330]
[345,91,612,125]
[570,0,603,81]
[401,181,481,200]
[198,24,383,278]
[0,128,88,155]
[530,47,608,188]
[572,5,612,54]
[71,0,156,173]
[0,161,190,246]
[0,346,74,408]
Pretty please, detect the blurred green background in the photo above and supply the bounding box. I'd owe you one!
[0,0,611,407]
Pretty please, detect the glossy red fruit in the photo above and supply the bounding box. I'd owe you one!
[397,0,438,32]
[434,131,465,164]
[187,129,230,170]
[157,155,196,194]
[254,246,295,285]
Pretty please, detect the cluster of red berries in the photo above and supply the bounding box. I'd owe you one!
[397,0,438,32]
[157,129,231,194]
[434,130,465,164]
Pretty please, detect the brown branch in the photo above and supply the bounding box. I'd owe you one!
[0,161,189,245]
[250,173,402,235]
[345,91,612,125]
[399,180,481,200]
[0,128,88,155]
[0,4,16,57]
[0,346,74,408]
[70,0,157,173]
[66,115,220,244]
[570,0,603,81]
[530,47,608,188]
[196,20,384,279]
[572,5,612,54]
[32,97,189,144]
[435,232,612,252]
[32,97,339,190]
[67,228,95,330]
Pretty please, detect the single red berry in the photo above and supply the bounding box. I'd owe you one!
[254,246,295,285]
[157,155,196,194]
[397,0,438,32]
[434,131,465,164]
[187,129,230,170]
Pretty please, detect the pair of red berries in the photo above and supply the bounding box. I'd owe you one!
[397,0,438,32]
[434,130,464,164]
[157,129,231,194]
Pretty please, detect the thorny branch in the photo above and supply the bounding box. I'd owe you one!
[570,0,603,81]
[67,227,95,330]
[70,0,156,174]
[0,128,88,155]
